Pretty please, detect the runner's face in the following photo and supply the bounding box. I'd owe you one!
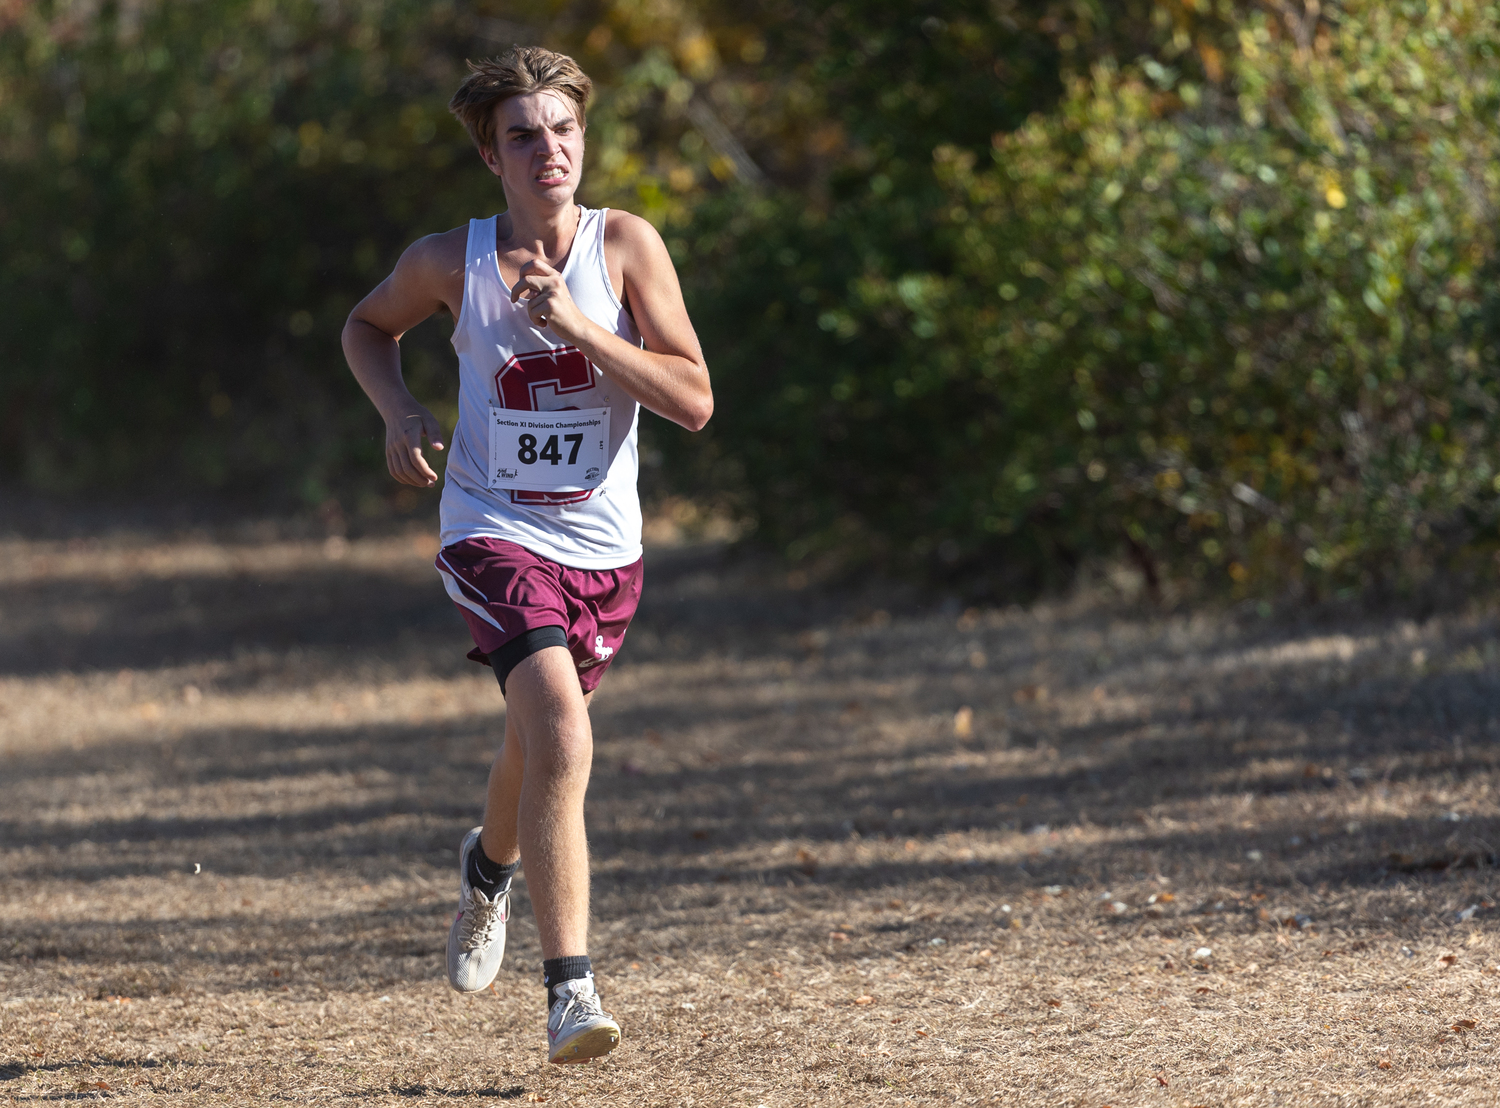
[485,91,584,208]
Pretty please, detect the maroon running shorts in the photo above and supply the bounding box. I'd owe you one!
[434,537,643,694]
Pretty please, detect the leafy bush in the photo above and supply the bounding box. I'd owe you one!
[0,0,501,501]
[679,0,1500,599]
[0,0,1189,510]
[7,0,1500,605]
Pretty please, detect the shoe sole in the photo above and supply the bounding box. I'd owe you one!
[548,1023,621,1064]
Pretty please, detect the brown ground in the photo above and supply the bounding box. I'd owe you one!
[2,505,1498,1106]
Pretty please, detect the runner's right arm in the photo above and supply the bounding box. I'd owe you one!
[342,229,467,487]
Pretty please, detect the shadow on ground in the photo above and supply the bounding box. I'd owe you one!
[4,520,1500,1003]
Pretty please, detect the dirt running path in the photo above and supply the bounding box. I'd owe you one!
[2,517,1499,1105]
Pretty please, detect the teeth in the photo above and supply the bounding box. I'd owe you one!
[538,168,565,180]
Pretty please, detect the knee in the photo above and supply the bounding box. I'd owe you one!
[521,717,593,784]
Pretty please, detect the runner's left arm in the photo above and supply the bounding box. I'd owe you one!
[507,214,712,432]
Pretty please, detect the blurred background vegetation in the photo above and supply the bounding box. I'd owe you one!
[3,0,1499,604]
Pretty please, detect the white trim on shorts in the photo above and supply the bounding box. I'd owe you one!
[435,552,505,633]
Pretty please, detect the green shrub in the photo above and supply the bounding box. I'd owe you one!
[8,0,1500,605]
[0,0,1177,512]
[679,0,1500,599]
[0,0,496,500]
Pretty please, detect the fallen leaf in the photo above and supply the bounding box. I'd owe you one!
[888,899,904,909]
[796,847,818,876]
[1045,997,1062,1007]
[1377,1061,1392,1070]
[628,962,641,970]
[1453,1019,1477,1031]
[853,995,874,1005]
[1155,1073,1169,1087]
[828,931,849,942]
[952,706,974,738]
[914,1029,929,1037]
[1438,954,1458,968]
[1195,987,1213,994]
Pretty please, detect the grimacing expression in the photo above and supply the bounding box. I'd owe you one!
[483,91,585,206]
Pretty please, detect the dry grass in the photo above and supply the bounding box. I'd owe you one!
[3,507,1499,1106]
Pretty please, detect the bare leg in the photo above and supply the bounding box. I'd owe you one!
[481,682,595,868]
[484,646,594,959]
[479,715,524,867]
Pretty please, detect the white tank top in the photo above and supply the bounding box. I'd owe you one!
[439,207,643,569]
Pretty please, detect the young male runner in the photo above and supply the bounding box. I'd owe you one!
[341,46,712,1063]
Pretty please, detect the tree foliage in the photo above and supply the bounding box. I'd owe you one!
[1,0,483,500]
[0,0,743,501]
[0,0,1205,505]
[3,1,1499,600]
[678,0,1500,598]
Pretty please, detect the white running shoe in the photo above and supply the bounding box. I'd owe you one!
[547,975,621,1064]
[446,826,510,993]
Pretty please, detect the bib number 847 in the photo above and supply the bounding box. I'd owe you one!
[487,405,610,492]
[518,433,583,466]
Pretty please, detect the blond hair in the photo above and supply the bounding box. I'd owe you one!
[448,47,593,154]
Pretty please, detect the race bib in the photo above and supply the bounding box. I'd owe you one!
[487,406,611,492]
